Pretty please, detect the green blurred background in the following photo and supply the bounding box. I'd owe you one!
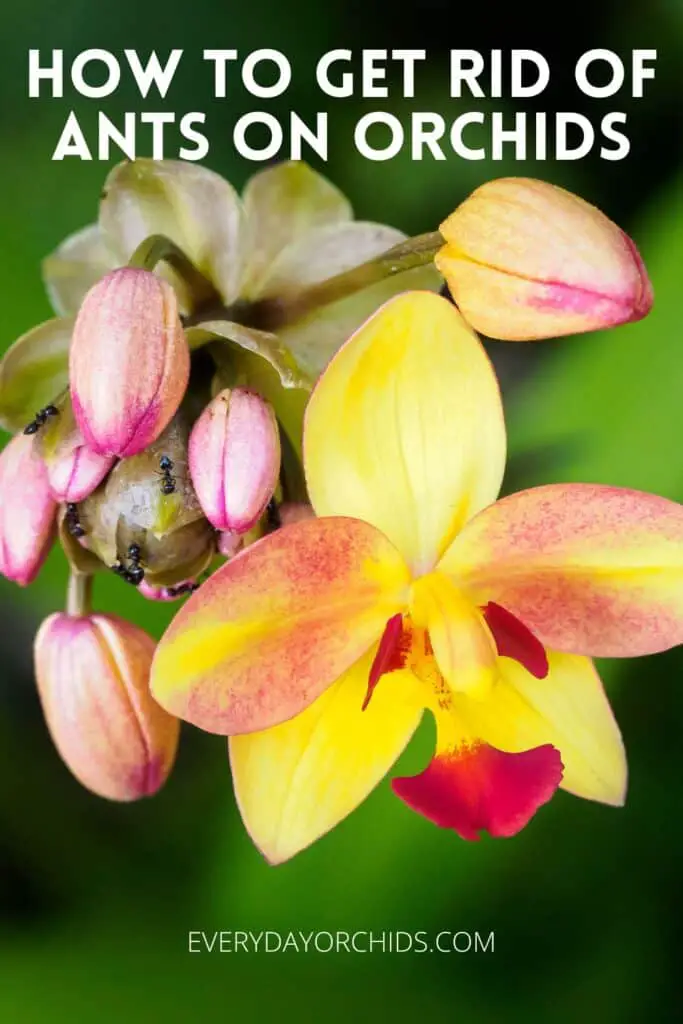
[1,1,682,1020]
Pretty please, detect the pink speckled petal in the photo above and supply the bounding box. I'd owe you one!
[150,516,411,734]
[441,484,683,657]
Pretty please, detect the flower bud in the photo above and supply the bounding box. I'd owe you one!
[34,612,179,800]
[436,177,653,340]
[38,397,115,502]
[217,530,244,558]
[189,388,281,533]
[0,433,57,585]
[78,414,216,585]
[70,268,190,457]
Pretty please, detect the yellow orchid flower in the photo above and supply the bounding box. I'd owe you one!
[150,291,683,864]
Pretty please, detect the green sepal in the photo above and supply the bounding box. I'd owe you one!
[0,317,73,433]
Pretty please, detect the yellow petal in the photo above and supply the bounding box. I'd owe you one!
[278,264,440,378]
[462,651,626,806]
[151,516,411,735]
[230,656,422,864]
[304,291,506,574]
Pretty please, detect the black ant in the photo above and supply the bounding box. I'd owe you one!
[266,497,281,532]
[111,542,145,586]
[126,543,145,585]
[158,455,176,495]
[64,502,85,538]
[24,405,59,436]
[165,581,200,598]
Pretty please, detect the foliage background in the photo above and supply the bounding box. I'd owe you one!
[1,1,681,1020]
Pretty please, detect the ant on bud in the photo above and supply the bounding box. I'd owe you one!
[165,581,200,598]
[126,543,145,585]
[266,498,281,532]
[111,542,145,586]
[158,455,176,496]
[65,502,86,538]
[24,405,59,436]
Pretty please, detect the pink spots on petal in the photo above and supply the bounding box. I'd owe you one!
[495,574,681,658]
[482,601,548,679]
[392,742,563,841]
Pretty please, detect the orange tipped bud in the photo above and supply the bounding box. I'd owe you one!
[436,177,653,340]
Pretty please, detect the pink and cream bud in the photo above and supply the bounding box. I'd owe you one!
[436,177,653,340]
[0,433,57,585]
[34,612,179,801]
[39,401,115,503]
[69,268,190,458]
[217,529,244,558]
[189,387,281,533]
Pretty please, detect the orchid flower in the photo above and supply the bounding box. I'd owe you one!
[151,291,683,864]
[0,160,656,805]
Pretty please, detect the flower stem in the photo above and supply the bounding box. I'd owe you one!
[247,230,445,330]
[66,573,93,618]
[128,234,222,308]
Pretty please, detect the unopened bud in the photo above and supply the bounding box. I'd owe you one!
[38,396,115,502]
[217,530,244,558]
[436,177,653,340]
[77,414,215,585]
[189,388,281,533]
[0,433,57,585]
[70,268,190,457]
[34,612,179,800]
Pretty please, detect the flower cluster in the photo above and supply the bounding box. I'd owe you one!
[1,159,674,866]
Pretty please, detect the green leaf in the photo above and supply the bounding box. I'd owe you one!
[186,320,310,390]
[0,316,73,432]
